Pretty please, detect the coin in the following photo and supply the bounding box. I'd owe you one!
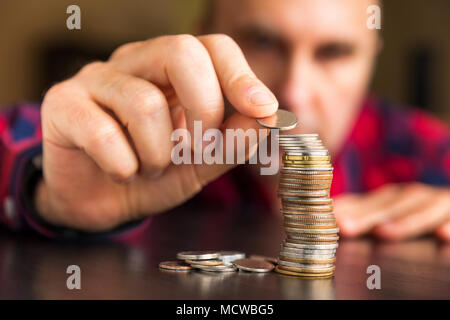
[274,266,334,278]
[279,252,336,260]
[280,249,336,258]
[283,223,337,230]
[279,178,332,183]
[282,241,339,250]
[278,260,334,269]
[278,264,335,274]
[185,259,224,266]
[286,238,339,245]
[158,261,193,272]
[218,251,246,265]
[278,190,329,197]
[281,208,334,214]
[283,155,330,161]
[279,185,331,191]
[283,214,336,220]
[280,133,319,138]
[284,227,340,234]
[196,265,237,273]
[256,109,298,130]
[280,244,336,252]
[279,255,336,264]
[284,151,329,156]
[176,251,220,260]
[233,258,275,273]
[249,255,278,265]
[280,167,333,172]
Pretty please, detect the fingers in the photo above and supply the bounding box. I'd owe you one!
[42,81,139,182]
[333,193,362,220]
[109,35,278,136]
[198,34,278,118]
[76,62,173,175]
[371,191,450,240]
[334,184,402,237]
[109,35,224,142]
[334,184,450,241]
[336,183,434,238]
[134,111,270,216]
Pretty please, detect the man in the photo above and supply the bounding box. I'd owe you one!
[1,0,449,240]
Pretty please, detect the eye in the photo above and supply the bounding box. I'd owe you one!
[248,32,279,50]
[316,43,354,61]
[237,27,285,52]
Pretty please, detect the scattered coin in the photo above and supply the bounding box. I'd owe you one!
[190,264,236,272]
[249,255,278,265]
[199,266,237,273]
[233,258,275,273]
[185,259,224,266]
[159,135,338,279]
[158,261,193,272]
[218,251,246,265]
[176,251,220,261]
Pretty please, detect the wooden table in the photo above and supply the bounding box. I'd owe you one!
[1,206,449,299]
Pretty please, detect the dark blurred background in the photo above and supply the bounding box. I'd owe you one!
[0,0,449,122]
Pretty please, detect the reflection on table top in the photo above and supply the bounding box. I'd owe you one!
[1,206,449,299]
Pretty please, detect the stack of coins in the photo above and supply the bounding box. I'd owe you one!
[275,133,339,278]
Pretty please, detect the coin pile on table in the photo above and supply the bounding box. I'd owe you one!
[275,133,339,278]
[159,251,275,273]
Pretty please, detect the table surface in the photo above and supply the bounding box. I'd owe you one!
[1,206,449,300]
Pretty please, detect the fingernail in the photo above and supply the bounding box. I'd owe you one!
[248,86,276,106]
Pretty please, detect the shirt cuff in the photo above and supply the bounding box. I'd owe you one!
[4,142,151,241]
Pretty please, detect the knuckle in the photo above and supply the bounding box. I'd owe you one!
[86,121,121,151]
[208,33,237,47]
[225,70,257,93]
[44,81,73,101]
[42,81,77,116]
[169,34,205,56]
[78,61,106,78]
[128,86,167,120]
[71,105,95,128]
[110,41,142,60]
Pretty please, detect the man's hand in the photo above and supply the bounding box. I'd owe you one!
[334,183,450,241]
[36,34,278,232]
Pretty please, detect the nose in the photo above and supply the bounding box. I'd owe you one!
[280,49,314,113]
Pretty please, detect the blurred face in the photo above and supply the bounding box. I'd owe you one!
[210,0,380,156]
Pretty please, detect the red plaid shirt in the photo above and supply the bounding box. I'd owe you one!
[1,95,449,239]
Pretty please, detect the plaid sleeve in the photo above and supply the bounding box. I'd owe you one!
[331,96,450,195]
[379,100,450,186]
[0,102,150,241]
